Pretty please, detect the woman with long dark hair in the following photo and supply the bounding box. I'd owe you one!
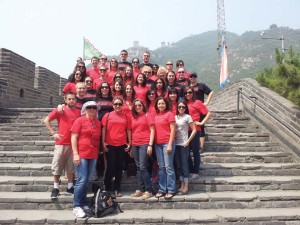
[102,97,132,197]
[153,97,176,199]
[183,86,211,180]
[130,99,155,200]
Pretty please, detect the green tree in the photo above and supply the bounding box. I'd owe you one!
[256,47,300,106]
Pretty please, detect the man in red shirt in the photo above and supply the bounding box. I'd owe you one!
[118,49,132,73]
[44,92,81,199]
[86,57,100,80]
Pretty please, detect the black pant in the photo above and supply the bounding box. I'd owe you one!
[104,145,126,192]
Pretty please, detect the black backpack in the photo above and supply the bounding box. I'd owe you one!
[93,187,123,218]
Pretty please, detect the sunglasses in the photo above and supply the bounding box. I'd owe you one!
[190,76,197,78]
[101,86,109,89]
[143,55,150,57]
[166,63,173,66]
[85,80,93,83]
[178,71,185,73]
[135,104,142,107]
[113,103,122,106]
[86,106,97,110]
[100,69,106,72]
[178,105,186,109]
[132,61,139,63]
[78,66,85,69]
[144,71,151,74]
[185,91,193,95]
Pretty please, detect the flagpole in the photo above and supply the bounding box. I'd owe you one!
[83,37,85,61]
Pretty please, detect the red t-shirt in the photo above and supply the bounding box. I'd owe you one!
[134,86,148,104]
[62,82,76,94]
[48,107,81,145]
[133,68,141,82]
[107,69,117,86]
[149,75,158,81]
[132,113,154,146]
[87,68,100,80]
[147,103,156,117]
[93,78,105,91]
[71,116,101,159]
[187,100,209,131]
[102,111,132,146]
[154,111,175,144]
[171,102,177,115]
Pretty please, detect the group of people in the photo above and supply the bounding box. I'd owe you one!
[45,49,213,218]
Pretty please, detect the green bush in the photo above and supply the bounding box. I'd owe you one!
[256,47,300,106]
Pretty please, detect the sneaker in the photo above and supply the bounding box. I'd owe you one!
[131,190,144,197]
[66,186,74,195]
[51,188,60,199]
[73,207,86,218]
[141,191,152,200]
[83,206,93,217]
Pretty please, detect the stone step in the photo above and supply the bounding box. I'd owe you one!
[205,123,260,133]
[201,152,293,163]
[1,175,300,192]
[208,116,251,124]
[0,160,299,177]
[205,132,270,142]
[2,190,300,211]
[0,140,54,152]
[204,141,281,152]
[1,208,300,224]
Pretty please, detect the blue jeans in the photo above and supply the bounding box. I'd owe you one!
[175,145,189,182]
[155,143,176,194]
[73,158,97,208]
[132,144,151,192]
[188,131,201,174]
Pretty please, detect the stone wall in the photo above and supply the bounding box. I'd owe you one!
[0,48,67,108]
[211,78,300,157]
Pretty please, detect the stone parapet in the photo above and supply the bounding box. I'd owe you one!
[211,78,300,160]
[0,48,67,108]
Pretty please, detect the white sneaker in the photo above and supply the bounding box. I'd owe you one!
[73,207,86,218]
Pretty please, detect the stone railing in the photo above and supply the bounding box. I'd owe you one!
[210,78,300,158]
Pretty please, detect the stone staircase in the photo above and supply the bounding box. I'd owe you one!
[1,108,300,224]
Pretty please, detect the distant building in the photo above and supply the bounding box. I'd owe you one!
[161,42,166,47]
[133,41,139,47]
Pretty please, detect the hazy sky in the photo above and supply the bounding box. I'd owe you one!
[1,0,299,78]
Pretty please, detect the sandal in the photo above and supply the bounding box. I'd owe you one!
[164,193,175,199]
[115,191,122,197]
[177,190,188,195]
[155,192,165,198]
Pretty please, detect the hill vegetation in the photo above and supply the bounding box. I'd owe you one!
[112,26,300,92]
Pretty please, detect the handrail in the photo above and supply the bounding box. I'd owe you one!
[237,88,300,138]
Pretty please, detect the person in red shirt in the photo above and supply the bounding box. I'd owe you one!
[165,60,174,73]
[154,78,168,98]
[112,80,124,98]
[63,70,84,94]
[130,99,155,200]
[102,97,132,197]
[123,65,134,85]
[71,101,101,218]
[154,97,176,199]
[93,66,108,91]
[107,58,119,86]
[184,86,211,180]
[134,73,148,104]
[122,83,135,117]
[150,64,159,81]
[84,76,96,101]
[176,67,190,87]
[86,57,100,80]
[167,87,179,115]
[175,60,190,79]
[146,89,157,117]
[132,58,141,81]
[44,92,81,199]
[67,61,87,82]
